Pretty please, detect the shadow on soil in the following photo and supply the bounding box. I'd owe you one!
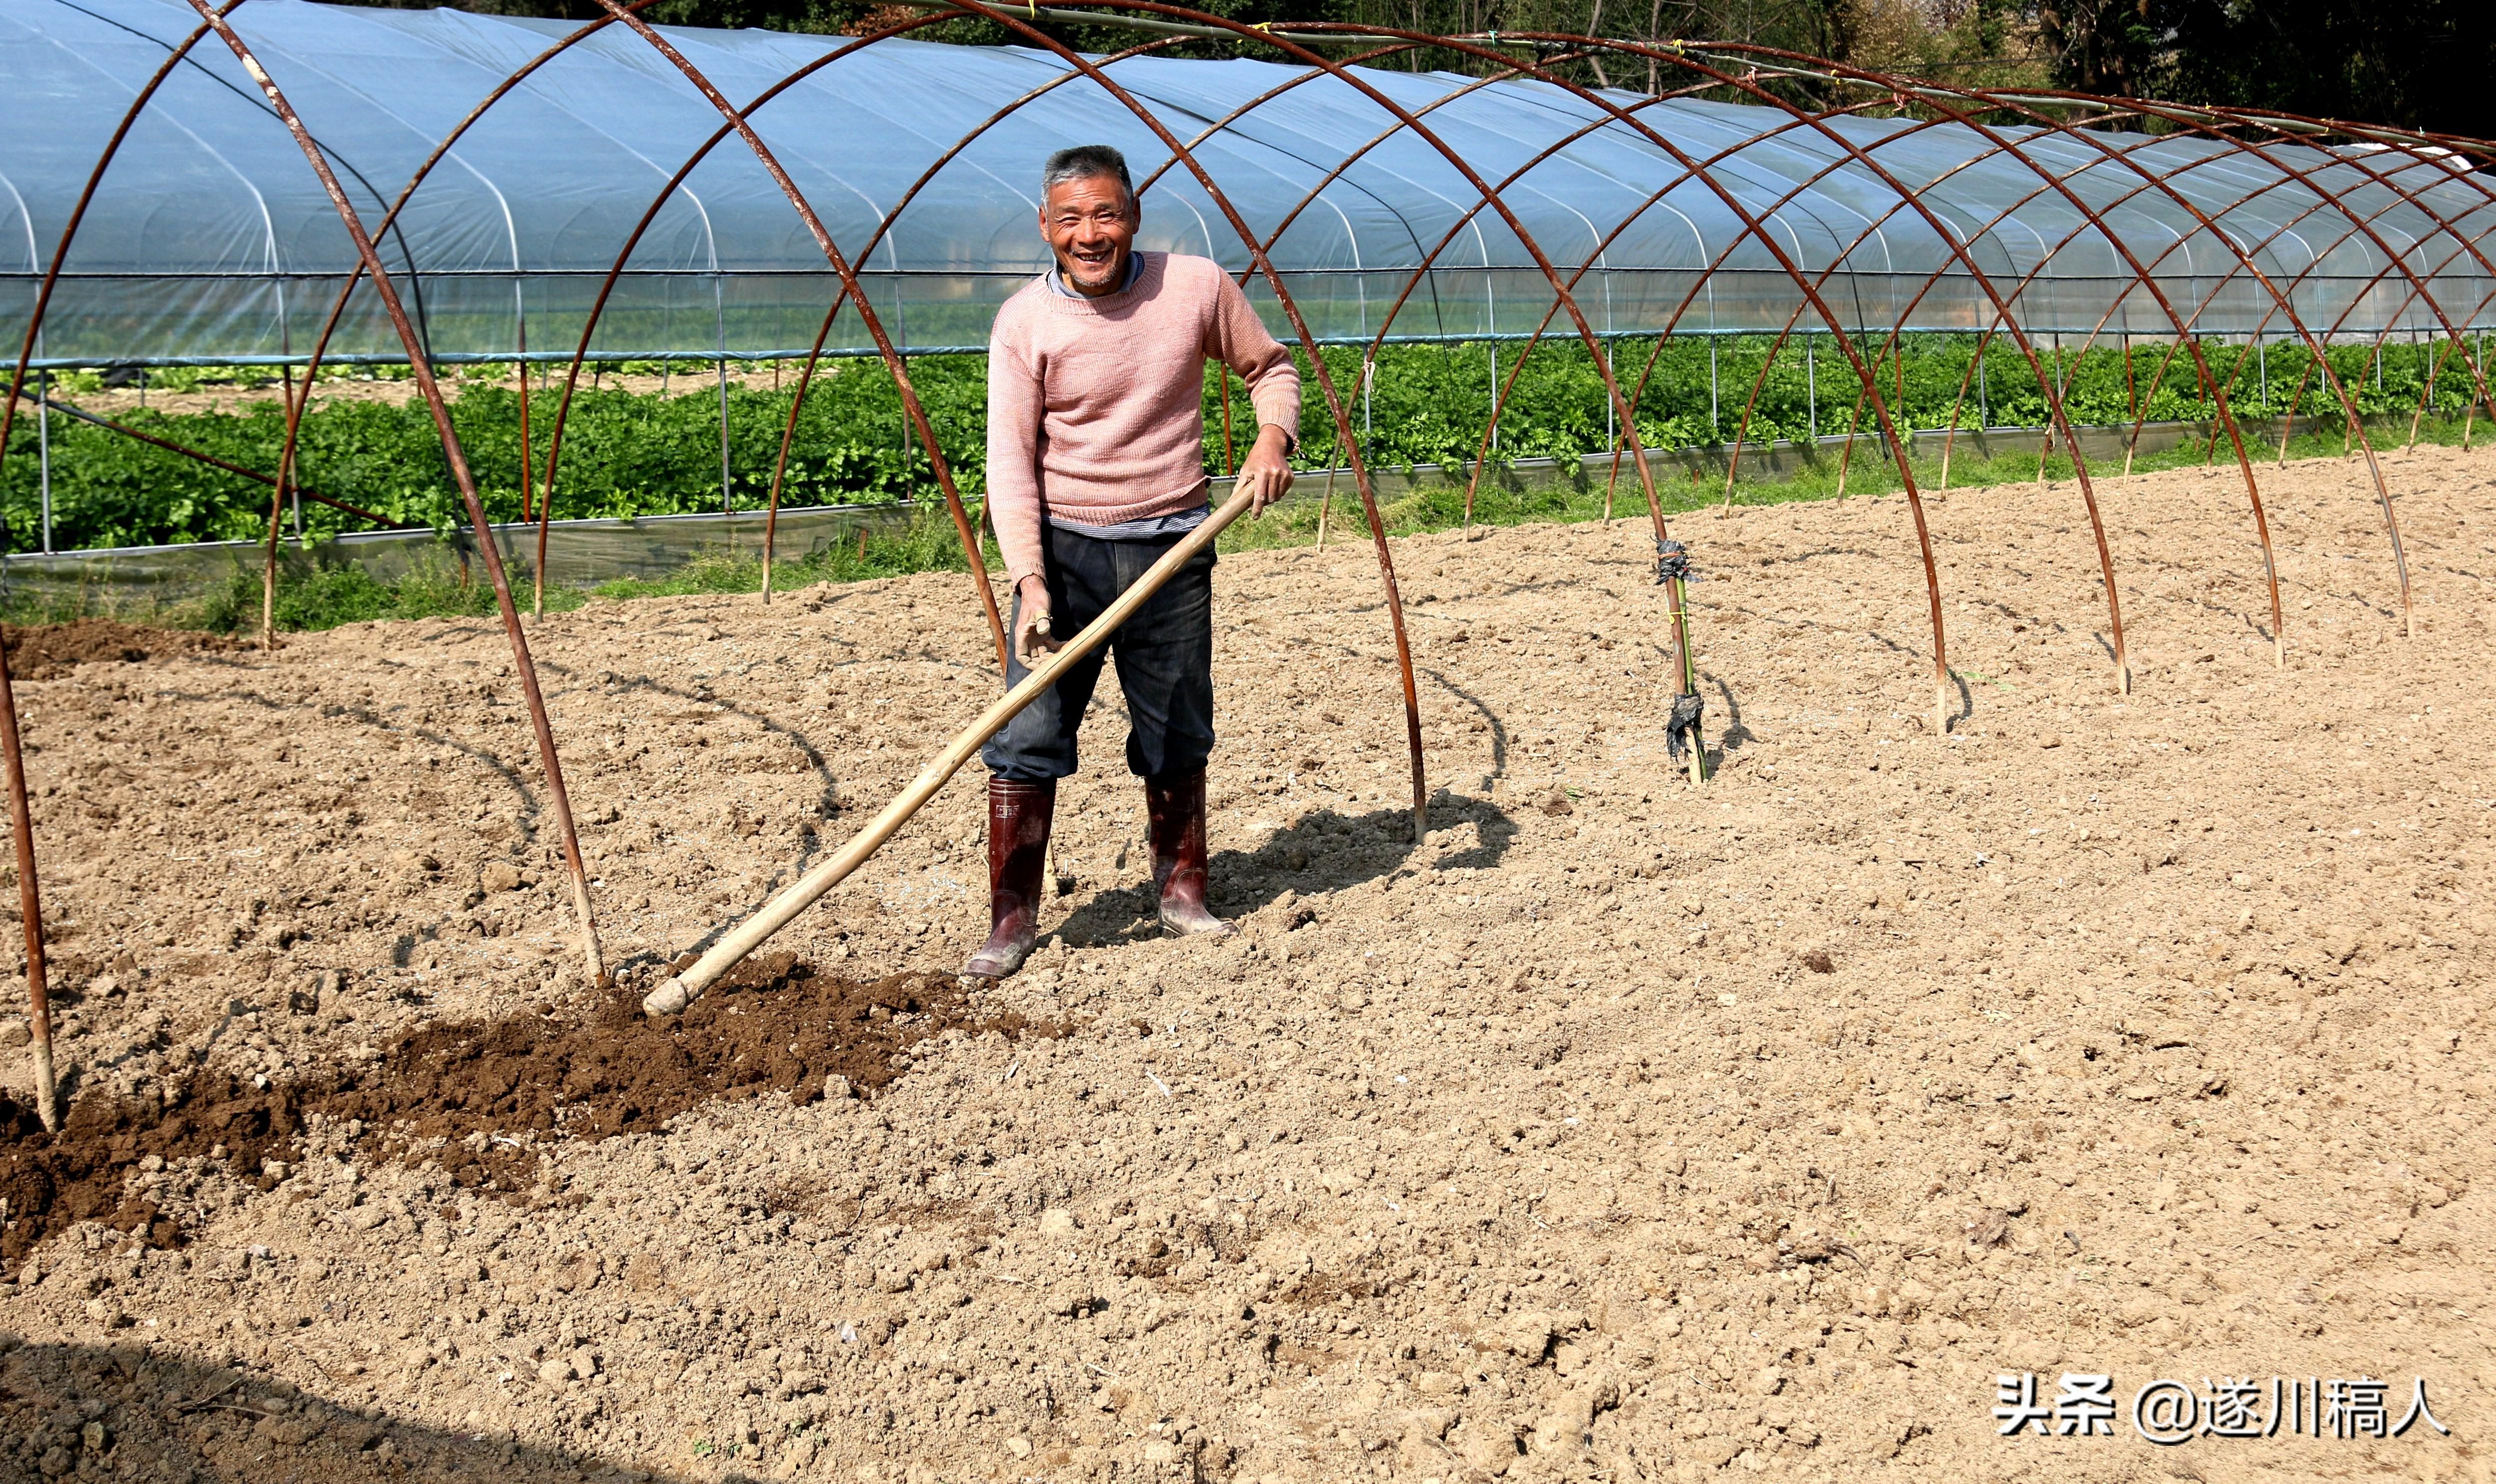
[0,1338,714,1483]
[1051,789,1517,947]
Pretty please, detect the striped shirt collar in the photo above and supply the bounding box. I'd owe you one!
[1045,250,1144,299]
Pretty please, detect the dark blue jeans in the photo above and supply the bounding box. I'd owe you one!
[980,519,1217,783]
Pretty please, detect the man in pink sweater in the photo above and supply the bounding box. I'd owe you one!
[966,144,1301,980]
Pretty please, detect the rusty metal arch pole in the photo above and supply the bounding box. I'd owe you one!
[1613,46,2407,672]
[2175,222,2490,478]
[1102,37,1677,567]
[1175,40,1636,444]
[14,391,400,528]
[938,0,1443,821]
[2211,154,2496,462]
[2126,112,2496,443]
[1131,41,1447,201]
[1347,23,1967,738]
[1681,98,2200,520]
[0,0,535,1126]
[1107,16,1722,778]
[1701,103,2052,511]
[0,637,54,1130]
[1426,30,1956,730]
[1928,85,2495,644]
[2208,102,2496,318]
[758,33,1208,603]
[0,1,245,508]
[1449,93,1902,526]
[180,0,608,992]
[1308,83,1745,523]
[1093,16,1902,763]
[1595,86,2085,507]
[2095,157,2436,482]
[940,1,1731,797]
[1715,102,2195,498]
[1972,88,2451,638]
[1716,73,2290,665]
[538,5,1012,671]
[1975,85,2496,639]
[755,33,1432,606]
[2167,164,2496,453]
[1864,94,2288,663]
[1563,42,2136,695]
[258,0,676,632]
[1675,48,2463,646]
[1931,83,2480,654]
[1318,29,1954,731]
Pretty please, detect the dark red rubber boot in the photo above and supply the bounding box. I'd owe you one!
[1146,768,1232,937]
[963,777,1055,979]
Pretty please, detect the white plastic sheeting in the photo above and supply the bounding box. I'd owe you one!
[4,0,2492,365]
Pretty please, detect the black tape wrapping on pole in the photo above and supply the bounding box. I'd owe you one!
[1665,691,1705,763]
[1653,536,1708,775]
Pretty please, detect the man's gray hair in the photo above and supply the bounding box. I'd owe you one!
[1042,144,1135,206]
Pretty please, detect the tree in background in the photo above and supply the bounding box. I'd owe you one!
[318,0,2491,136]
[2158,1,2495,140]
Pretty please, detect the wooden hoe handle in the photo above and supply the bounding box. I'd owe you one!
[644,485,1255,1017]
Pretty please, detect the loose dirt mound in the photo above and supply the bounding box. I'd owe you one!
[0,956,1055,1269]
[0,619,242,679]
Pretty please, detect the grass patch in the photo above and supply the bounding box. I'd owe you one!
[12,413,2468,637]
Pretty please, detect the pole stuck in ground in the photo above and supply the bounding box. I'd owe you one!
[0,633,57,1131]
[644,483,1260,1018]
[35,370,51,556]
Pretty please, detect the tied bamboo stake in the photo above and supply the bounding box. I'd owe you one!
[1313,463,1337,551]
[645,485,1257,1018]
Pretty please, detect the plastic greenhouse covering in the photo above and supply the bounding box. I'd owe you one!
[4,0,2493,368]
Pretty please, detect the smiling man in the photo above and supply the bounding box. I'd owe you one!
[966,143,1300,980]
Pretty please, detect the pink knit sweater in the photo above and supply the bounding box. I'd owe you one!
[985,251,1301,584]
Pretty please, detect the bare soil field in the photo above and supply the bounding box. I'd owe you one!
[64,364,801,420]
[0,444,2489,1484]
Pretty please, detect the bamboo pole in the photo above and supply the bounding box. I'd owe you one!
[283,364,305,543]
[257,366,308,650]
[2277,357,2318,464]
[1601,435,1624,522]
[1834,379,1867,497]
[1937,323,1999,494]
[644,485,1257,1017]
[517,352,534,525]
[2408,333,2460,450]
[33,373,48,555]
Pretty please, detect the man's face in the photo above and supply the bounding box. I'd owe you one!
[1041,172,1138,298]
